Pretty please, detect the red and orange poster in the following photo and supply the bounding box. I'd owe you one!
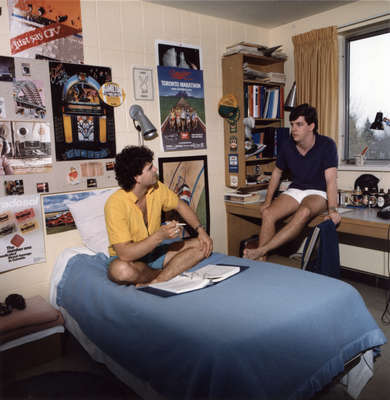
[7,0,83,63]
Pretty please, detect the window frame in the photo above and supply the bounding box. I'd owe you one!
[343,22,390,162]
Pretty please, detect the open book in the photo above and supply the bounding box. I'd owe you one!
[139,264,243,296]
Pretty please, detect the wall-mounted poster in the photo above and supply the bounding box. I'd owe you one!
[156,40,201,70]
[0,194,45,272]
[7,0,84,63]
[158,66,206,151]
[158,155,210,236]
[0,56,53,178]
[49,61,116,161]
[133,67,154,101]
[0,55,116,195]
[42,188,113,235]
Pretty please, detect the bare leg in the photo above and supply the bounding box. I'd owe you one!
[108,238,206,285]
[108,259,160,285]
[246,195,327,260]
[152,238,205,283]
[244,194,299,260]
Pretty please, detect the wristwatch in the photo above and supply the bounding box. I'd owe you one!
[194,224,204,232]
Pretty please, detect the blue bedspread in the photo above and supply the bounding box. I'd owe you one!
[57,252,386,400]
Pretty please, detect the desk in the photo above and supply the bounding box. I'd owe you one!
[225,202,390,257]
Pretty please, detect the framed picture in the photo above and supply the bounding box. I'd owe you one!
[158,155,210,236]
[155,40,201,70]
[132,67,154,101]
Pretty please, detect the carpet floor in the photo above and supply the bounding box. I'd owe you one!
[2,370,129,399]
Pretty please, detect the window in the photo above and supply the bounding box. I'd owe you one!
[344,23,390,161]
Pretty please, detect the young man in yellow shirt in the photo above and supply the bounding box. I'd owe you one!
[105,145,213,285]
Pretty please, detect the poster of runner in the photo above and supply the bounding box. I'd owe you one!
[7,0,83,63]
[157,66,206,151]
[0,194,45,272]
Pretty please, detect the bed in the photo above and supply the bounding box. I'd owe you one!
[49,245,386,400]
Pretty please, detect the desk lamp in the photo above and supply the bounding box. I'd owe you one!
[129,105,157,145]
[370,111,390,138]
[284,81,296,111]
[370,112,384,130]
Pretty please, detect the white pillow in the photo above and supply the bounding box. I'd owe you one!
[66,187,117,256]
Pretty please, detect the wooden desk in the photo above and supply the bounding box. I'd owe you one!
[225,202,390,257]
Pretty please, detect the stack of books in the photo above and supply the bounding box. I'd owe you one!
[224,42,287,60]
[224,189,267,204]
[245,85,284,119]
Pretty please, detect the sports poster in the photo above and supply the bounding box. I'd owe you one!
[7,0,84,63]
[0,194,45,272]
[157,66,206,151]
[49,61,116,162]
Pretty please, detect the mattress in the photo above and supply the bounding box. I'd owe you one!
[51,247,387,400]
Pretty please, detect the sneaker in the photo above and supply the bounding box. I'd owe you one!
[245,143,266,158]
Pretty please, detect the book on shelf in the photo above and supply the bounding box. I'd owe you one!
[224,42,287,60]
[224,189,267,203]
[226,41,262,49]
[138,264,246,296]
[245,84,284,119]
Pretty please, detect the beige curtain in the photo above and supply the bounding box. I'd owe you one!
[292,26,338,143]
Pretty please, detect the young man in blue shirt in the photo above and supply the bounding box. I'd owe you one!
[244,103,341,261]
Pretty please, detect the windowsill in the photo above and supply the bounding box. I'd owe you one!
[338,163,390,172]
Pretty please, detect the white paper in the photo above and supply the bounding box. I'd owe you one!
[147,264,241,294]
[148,275,210,294]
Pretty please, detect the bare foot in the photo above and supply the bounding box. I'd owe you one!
[243,247,266,260]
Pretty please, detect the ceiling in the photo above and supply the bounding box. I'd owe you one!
[144,0,355,29]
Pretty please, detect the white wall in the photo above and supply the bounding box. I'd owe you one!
[0,0,270,300]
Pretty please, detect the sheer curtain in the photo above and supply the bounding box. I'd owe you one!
[292,26,338,143]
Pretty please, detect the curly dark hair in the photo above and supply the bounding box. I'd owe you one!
[114,145,154,191]
[289,103,318,134]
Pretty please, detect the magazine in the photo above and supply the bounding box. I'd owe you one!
[140,264,243,295]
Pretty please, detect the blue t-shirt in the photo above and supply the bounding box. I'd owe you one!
[276,133,338,191]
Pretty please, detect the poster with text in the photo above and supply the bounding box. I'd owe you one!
[158,66,206,151]
[7,0,83,63]
[0,194,45,272]
[49,61,116,161]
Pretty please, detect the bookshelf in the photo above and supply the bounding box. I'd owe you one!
[222,52,285,190]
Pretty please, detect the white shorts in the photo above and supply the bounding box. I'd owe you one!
[282,188,327,204]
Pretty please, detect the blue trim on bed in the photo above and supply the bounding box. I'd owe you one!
[57,252,386,400]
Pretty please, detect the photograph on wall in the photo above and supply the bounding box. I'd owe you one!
[42,189,111,234]
[0,194,45,272]
[4,179,24,195]
[49,61,116,161]
[157,66,206,151]
[43,192,78,234]
[156,40,201,70]
[13,79,46,119]
[7,0,84,63]
[0,121,52,175]
[0,56,16,81]
[133,67,154,101]
[158,155,210,236]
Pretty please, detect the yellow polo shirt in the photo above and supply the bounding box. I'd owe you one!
[104,181,179,256]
